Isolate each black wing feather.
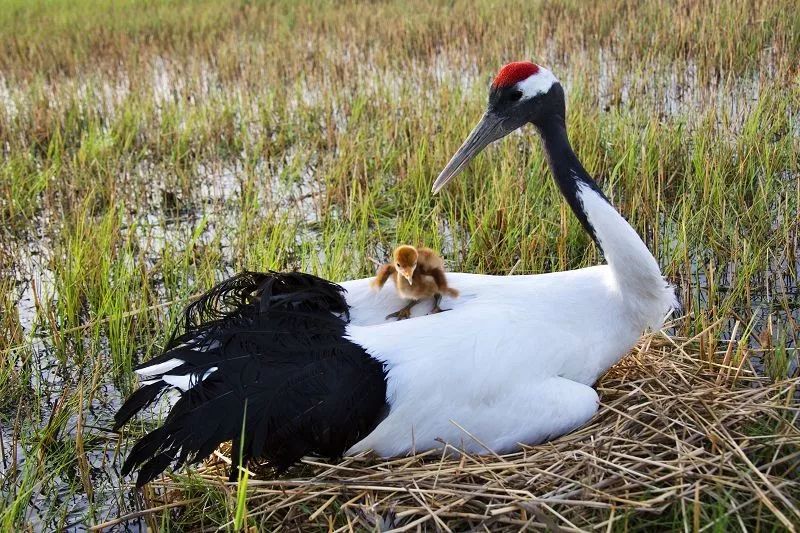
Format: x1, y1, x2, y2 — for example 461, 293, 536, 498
115, 271, 387, 487
112, 382, 168, 430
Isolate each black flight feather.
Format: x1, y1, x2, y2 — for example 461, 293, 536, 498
112, 382, 168, 431
115, 271, 387, 487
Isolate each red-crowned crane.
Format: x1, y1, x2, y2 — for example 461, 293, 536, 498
114, 62, 677, 487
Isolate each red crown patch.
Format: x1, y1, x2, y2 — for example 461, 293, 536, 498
492, 62, 540, 88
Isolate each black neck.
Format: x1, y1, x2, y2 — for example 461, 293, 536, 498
535, 118, 609, 246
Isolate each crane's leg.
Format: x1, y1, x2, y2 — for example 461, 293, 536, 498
386, 299, 419, 320
430, 293, 450, 314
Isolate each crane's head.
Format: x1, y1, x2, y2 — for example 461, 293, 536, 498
393, 245, 418, 285
432, 62, 563, 193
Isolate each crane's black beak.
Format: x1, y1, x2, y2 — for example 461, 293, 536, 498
432, 112, 510, 194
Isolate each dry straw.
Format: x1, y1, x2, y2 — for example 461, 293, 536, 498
106, 323, 799, 532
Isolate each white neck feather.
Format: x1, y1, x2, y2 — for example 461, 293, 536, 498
576, 182, 677, 330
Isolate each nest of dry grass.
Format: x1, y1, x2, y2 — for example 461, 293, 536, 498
117, 329, 800, 532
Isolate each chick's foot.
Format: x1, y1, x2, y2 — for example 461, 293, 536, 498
386, 300, 419, 321
429, 293, 451, 314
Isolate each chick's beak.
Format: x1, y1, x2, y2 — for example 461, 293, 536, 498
432, 112, 511, 194
399, 267, 414, 285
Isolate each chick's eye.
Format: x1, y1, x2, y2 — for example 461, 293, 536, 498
510, 90, 523, 102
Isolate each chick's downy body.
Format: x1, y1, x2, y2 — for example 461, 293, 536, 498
371, 245, 458, 320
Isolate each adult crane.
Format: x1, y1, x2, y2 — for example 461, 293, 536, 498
114, 62, 677, 487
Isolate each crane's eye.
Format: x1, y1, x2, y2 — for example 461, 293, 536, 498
510, 90, 523, 102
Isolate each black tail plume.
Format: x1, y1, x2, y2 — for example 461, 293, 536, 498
115, 271, 387, 488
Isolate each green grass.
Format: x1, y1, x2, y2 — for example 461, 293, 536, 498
0, 0, 797, 529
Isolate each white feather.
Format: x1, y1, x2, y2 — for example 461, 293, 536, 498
161, 373, 193, 390
160, 366, 218, 392
576, 182, 679, 330
135, 358, 184, 377
517, 67, 558, 100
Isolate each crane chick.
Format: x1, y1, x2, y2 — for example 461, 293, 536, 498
371, 245, 459, 320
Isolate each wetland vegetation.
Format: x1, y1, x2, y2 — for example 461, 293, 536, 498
0, 0, 798, 530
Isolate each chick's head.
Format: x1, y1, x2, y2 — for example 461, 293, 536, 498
393, 245, 418, 284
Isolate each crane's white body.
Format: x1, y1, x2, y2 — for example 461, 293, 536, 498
344, 183, 677, 456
